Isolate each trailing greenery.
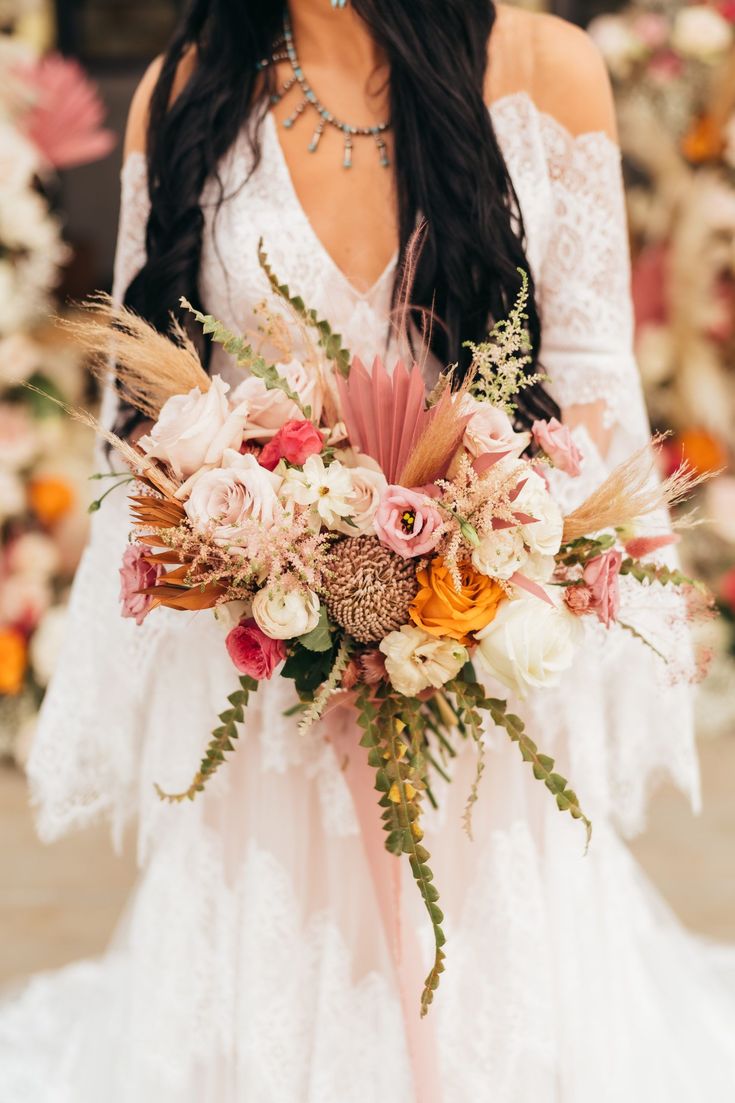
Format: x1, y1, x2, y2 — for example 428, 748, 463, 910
156, 675, 258, 803
445, 676, 490, 841
298, 635, 353, 734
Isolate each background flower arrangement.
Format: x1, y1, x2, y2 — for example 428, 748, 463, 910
0, 21, 115, 759
589, 0, 735, 734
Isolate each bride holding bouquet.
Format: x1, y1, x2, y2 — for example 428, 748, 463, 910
2, 1, 734, 1100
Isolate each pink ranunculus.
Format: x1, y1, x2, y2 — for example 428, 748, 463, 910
583, 550, 623, 628
259, 419, 324, 471
564, 585, 593, 616
531, 418, 583, 477
373, 485, 443, 559
119, 544, 164, 626
225, 618, 286, 679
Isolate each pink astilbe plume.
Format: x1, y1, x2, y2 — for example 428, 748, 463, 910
18, 55, 116, 170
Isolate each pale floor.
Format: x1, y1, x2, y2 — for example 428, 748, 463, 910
0, 736, 734, 984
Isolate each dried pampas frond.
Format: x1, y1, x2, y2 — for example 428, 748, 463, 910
58, 294, 210, 418
562, 438, 708, 543
398, 376, 473, 488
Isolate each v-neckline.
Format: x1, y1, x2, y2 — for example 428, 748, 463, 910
265, 110, 398, 303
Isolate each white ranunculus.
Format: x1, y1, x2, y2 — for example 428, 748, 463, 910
475, 593, 576, 698
139, 375, 248, 480
281, 454, 355, 529
380, 625, 468, 697
0, 402, 36, 470
460, 394, 530, 460
332, 464, 388, 536
515, 470, 563, 557
672, 5, 732, 61
252, 586, 320, 640
471, 527, 528, 580
0, 468, 24, 523
183, 449, 283, 547
7, 531, 60, 579
30, 605, 68, 687
233, 359, 323, 442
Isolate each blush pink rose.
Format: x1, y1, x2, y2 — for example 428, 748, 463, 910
531, 418, 583, 477
583, 549, 623, 627
259, 419, 324, 471
225, 618, 287, 679
374, 485, 443, 559
119, 545, 163, 626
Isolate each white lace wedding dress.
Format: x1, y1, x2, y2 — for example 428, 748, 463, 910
2, 91, 734, 1102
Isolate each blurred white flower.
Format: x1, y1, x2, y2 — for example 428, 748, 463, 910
0, 120, 39, 190
6, 530, 60, 579
0, 332, 39, 386
635, 324, 675, 387
0, 468, 25, 522
671, 5, 732, 61
588, 15, 646, 79
0, 571, 50, 629
0, 402, 36, 469
0, 183, 70, 336
705, 476, 735, 544
30, 604, 67, 687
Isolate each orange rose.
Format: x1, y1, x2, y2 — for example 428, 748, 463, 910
410, 558, 506, 644
0, 628, 27, 696
28, 476, 74, 526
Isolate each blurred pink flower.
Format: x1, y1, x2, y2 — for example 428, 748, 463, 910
647, 50, 684, 82
720, 568, 735, 613
119, 545, 163, 626
631, 245, 668, 331
17, 55, 116, 170
633, 12, 670, 48
624, 533, 679, 559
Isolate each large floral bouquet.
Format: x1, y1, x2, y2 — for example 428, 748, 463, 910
64, 249, 706, 1016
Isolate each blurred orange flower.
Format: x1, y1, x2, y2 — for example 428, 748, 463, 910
28, 475, 75, 525
681, 115, 723, 164
410, 558, 505, 644
676, 429, 728, 477
0, 628, 27, 696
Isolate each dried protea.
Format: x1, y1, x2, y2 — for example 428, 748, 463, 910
324, 536, 419, 644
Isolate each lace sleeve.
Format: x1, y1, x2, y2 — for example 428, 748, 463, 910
537, 118, 642, 438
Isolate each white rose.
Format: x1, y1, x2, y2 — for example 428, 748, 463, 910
522, 552, 556, 584
183, 449, 283, 547
515, 471, 563, 557
332, 464, 388, 536
6, 531, 60, 579
475, 593, 576, 698
30, 605, 68, 687
252, 586, 320, 640
281, 454, 355, 529
233, 359, 323, 442
0, 402, 36, 470
672, 5, 732, 60
138, 375, 248, 479
0, 469, 24, 523
461, 395, 530, 460
471, 527, 528, 580
380, 625, 468, 697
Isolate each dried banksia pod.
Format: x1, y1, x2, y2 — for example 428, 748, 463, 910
324, 536, 419, 644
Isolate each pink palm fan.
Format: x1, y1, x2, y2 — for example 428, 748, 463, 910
18, 55, 116, 170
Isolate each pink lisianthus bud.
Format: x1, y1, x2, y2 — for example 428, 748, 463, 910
564, 585, 593, 615
225, 618, 287, 679
624, 533, 679, 559
374, 485, 443, 558
531, 418, 583, 477
119, 544, 164, 626
583, 549, 623, 627
259, 419, 324, 471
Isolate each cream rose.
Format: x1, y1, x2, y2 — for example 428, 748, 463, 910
515, 470, 563, 557
183, 450, 283, 547
460, 395, 530, 461
138, 375, 248, 479
233, 359, 323, 442
252, 586, 321, 640
332, 464, 388, 536
471, 527, 528, 580
475, 594, 576, 698
380, 624, 468, 697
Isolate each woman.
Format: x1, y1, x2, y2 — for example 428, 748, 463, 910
2, 1, 734, 1099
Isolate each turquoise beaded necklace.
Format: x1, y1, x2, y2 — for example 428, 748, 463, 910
261, 15, 391, 170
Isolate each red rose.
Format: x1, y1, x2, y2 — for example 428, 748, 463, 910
225, 618, 287, 679
259, 419, 324, 471
583, 550, 623, 628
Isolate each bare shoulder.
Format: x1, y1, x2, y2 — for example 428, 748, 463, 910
489, 5, 617, 141
123, 47, 198, 159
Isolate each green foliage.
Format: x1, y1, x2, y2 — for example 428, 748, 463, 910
155, 676, 258, 803
180, 297, 310, 416
298, 605, 334, 653
556, 533, 617, 567
282, 641, 338, 697
11, 371, 66, 418
620, 556, 705, 591
445, 677, 491, 841
298, 635, 354, 733
258, 241, 352, 377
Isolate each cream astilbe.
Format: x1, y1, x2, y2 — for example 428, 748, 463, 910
58, 294, 210, 419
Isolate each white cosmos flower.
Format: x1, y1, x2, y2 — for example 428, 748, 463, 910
475, 593, 576, 699
380, 625, 468, 697
281, 454, 355, 529
471, 527, 528, 580
252, 586, 321, 640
